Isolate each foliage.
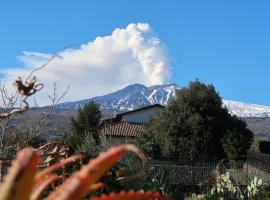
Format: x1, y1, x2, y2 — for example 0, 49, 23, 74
210, 172, 239, 198
136, 80, 253, 160
11, 128, 46, 148
186, 172, 264, 200
65, 101, 102, 152
147, 169, 172, 195
141, 168, 186, 199
0, 144, 172, 200
76, 132, 109, 157
253, 185, 270, 200
250, 140, 260, 152
247, 176, 262, 198
221, 128, 247, 159
258, 141, 270, 154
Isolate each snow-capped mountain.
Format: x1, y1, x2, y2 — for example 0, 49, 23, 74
56, 83, 270, 118
223, 100, 270, 118
56, 83, 178, 111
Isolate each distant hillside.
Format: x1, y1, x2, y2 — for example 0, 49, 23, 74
244, 117, 270, 141
8, 108, 270, 140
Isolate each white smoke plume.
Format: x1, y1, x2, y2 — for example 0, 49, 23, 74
2, 23, 172, 105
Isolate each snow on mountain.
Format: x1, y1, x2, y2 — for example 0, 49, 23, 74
56, 83, 270, 118
56, 83, 178, 111
223, 100, 270, 118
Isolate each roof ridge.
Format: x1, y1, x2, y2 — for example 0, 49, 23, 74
116, 104, 164, 117
103, 121, 144, 128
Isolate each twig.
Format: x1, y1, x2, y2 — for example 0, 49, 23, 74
32, 83, 69, 136
25, 45, 74, 83
0, 46, 72, 119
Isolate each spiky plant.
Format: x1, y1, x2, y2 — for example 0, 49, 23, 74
0, 144, 172, 200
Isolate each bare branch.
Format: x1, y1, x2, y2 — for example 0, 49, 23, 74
32, 83, 69, 136
33, 96, 39, 108
0, 46, 73, 119
0, 47, 71, 179
0, 76, 43, 119
25, 45, 74, 83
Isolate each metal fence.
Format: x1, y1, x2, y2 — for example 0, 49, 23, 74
246, 150, 270, 184
147, 151, 270, 186
213, 151, 270, 186
148, 159, 217, 185
247, 150, 270, 173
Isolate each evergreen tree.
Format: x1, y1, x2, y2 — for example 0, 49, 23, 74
65, 101, 101, 151
222, 116, 253, 159
136, 80, 253, 160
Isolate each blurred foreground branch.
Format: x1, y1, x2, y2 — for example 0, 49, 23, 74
0, 76, 43, 119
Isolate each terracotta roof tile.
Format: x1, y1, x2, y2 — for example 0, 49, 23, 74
101, 122, 144, 137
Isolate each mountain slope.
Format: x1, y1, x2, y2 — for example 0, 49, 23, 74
223, 100, 270, 118
56, 83, 178, 111
56, 83, 270, 118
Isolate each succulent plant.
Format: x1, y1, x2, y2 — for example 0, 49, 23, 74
0, 144, 172, 200
247, 176, 263, 198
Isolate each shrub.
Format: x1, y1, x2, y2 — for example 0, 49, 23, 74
259, 141, 270, 154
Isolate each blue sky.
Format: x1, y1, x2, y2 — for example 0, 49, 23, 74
0, 1, 270, 105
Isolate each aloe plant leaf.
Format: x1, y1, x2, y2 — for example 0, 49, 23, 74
0, 148, 40, 200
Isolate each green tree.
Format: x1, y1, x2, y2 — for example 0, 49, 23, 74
222, 117, 253, 159
65, 101, 102, 151
136, 80, 253, 160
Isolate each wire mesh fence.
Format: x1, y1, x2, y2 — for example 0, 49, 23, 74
246, 150, 270, 184
149, 159, 217, 185
147, 151, 270, 186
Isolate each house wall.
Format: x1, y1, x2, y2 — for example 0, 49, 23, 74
121, 106, 163, 124
106, 136, 134, 146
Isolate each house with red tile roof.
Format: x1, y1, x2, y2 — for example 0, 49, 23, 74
101, 104, 164, 145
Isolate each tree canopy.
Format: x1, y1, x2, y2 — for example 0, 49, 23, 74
65, 101, 101, 152
136, 80, 253, 160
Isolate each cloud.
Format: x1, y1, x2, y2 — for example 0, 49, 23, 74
2, 23, 172, 105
